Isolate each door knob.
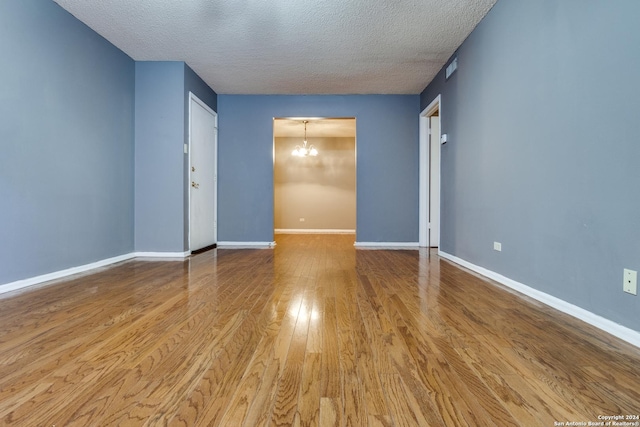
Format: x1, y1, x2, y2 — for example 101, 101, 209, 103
191, 181, 199, 189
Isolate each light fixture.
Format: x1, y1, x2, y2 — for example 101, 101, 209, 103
291, 120, 318, 157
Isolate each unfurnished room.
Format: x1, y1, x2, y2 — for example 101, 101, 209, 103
1, 0, 639, 425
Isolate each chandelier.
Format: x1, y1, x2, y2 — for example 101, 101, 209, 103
291, 120, 318, 157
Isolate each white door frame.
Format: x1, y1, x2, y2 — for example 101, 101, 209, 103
419, 95, 441, 247
188, 91, 218, 251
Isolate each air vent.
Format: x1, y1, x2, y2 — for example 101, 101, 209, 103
445, 57, 458, 80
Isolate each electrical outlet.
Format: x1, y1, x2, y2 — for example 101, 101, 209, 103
299, 218, 305, 222
493, 242, 502, 252
623, 269, 637, 295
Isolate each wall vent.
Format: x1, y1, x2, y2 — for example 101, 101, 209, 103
445, 57, 458, 80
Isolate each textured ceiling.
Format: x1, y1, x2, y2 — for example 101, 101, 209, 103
274, 118, 356, 138
53, 0, 496, 94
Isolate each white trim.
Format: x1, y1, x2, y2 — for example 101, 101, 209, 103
419, 95, 441, 248
274, 229, 355, 234
419, 110, 429, 247
134, 251, 190, 258
0, 251, 197, 295
354, 242, 419, 250
438, 250, 640, 349
187, 92, 193, 252
217, 241, 276, 248
0, 253, 135, 295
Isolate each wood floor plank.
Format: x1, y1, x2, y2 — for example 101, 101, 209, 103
0, 234, 638, 426
379, 374, 429, 427
352, 297, 393, 425
268, 285, 312, 426
319, 397, 340, 427
342, 378, 367, 427
217, 279, 295, 426
320, 294, 341, 399
238, 290, 303, 427
296, 352, 322, 427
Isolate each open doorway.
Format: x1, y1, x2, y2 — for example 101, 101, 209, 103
273, 118, 356, 235
419, 95, 441, 248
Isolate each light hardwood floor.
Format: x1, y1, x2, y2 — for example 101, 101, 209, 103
0, 234, 638, 426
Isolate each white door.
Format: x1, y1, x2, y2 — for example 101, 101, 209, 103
189, 93, 217, 251
429, 116, 440, 247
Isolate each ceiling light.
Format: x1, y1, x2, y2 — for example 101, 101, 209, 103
291, 120, 318, 157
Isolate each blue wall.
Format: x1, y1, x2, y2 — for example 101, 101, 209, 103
134, 62, 185, 252
135, 62, 217, 252
218, 95, 419, 243
0, 0, 135, 285
421, 0, 640, 331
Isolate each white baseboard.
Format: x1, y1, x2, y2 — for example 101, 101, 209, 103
438, 250, 640, 349
217, 241, 276, 249
0, 251, 194, 295
134, 251, 190, 258
0, 253, 136, 295
354, 242, 419, 250
275, 229, 355, 234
